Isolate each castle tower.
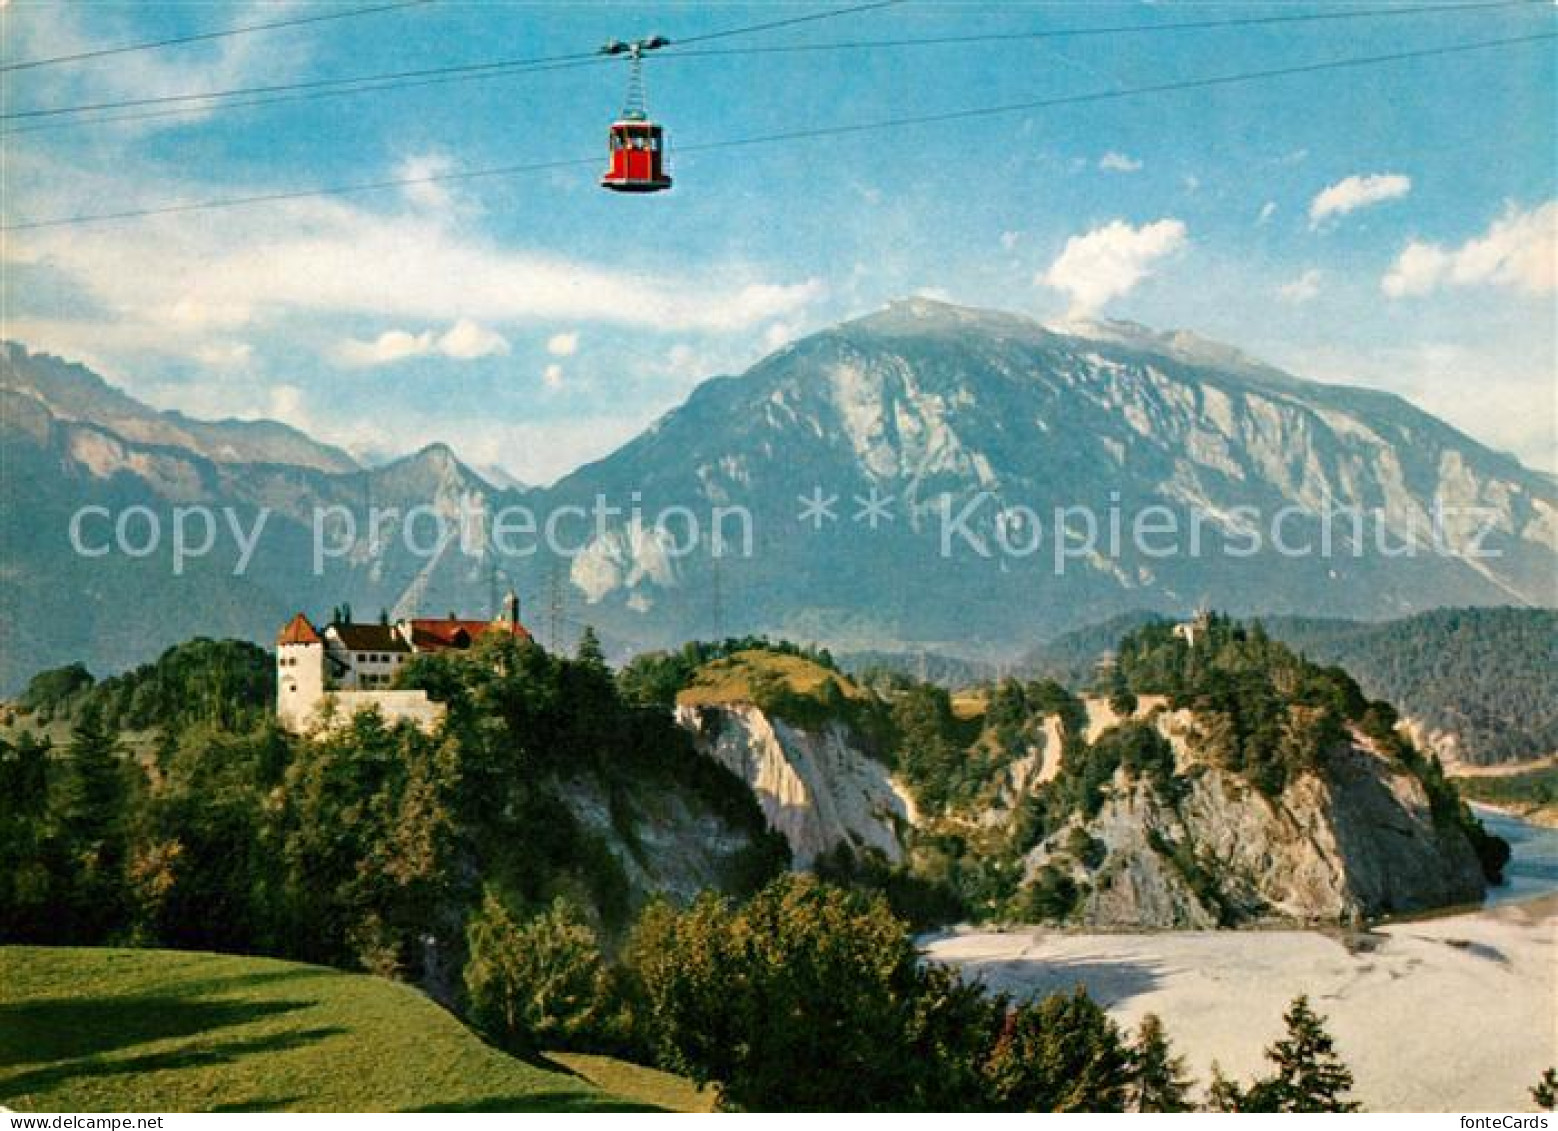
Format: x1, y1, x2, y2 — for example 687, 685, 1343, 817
276, 612, 325, 732
498, 589, 521, 629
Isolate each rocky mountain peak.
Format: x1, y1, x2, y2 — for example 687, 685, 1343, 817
0, 341, 358, 474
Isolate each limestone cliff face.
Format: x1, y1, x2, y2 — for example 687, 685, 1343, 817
672, 693, 1485, 926
675, 703, 915, 868
1025, 721, 1486, 927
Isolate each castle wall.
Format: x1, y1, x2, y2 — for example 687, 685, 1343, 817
319, 690, 446, 734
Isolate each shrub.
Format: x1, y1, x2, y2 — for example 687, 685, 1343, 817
463, 888, 614, 1055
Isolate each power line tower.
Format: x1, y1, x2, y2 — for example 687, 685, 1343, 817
547, 565, 564, 653
710, 553, 724, 643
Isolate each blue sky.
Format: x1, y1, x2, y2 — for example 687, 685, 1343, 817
3, 0, 1554, 482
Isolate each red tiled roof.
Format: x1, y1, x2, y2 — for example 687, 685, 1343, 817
277, 612, 321, 645
408, 617, 531, 651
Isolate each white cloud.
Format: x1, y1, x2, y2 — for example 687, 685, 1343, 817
546, 331, 580, 357
1278, 268, 1323, 304
1000, 230, 1023, 252
1039, 218, 1188, 316
397, 154, 457, 211
4, 182, 827, 343
1098, 152, 1143, 173
763, 322, 796, 351
1258, 201, 1278, 225
336, 329, 436, 367
1309, 173, 1411, 227
1382, 201, 1556, 298
266, 383, 309, 429
1382, 243, 1450, 299
1, 2, 304, 136
192, 340, 255, 369
438, 318, 510, 360
542, 363, 565, 389
334, 319, 510, 367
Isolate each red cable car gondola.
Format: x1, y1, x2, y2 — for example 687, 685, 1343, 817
599, 36, 672, 194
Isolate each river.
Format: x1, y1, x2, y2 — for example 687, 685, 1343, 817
1477, 806, 1558, 906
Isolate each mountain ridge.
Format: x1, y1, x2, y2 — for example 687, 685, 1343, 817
1, 341, 359, 474
3, 300, 1554, 693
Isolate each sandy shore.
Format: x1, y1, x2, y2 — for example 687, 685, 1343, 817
925, 895, 1557, 1112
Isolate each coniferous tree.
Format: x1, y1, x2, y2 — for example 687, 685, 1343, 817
1531, 1067, 1557, 1111
57, 703, 130, 939
982, 988, 1131, 1112
1127, 1013, 1195, 1112
1204, 1062, 1246, 1112
0, 733, 55, 940
1243, 995, 1360, 1112
577, 626, 607, 668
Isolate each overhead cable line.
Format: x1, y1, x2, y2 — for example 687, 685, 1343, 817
673, 0, 1544, 59
4, 29, 1552, 233
2, 0, 902, 122
0, 0, 434, 74
671, 0, 903, 44
0, 57, 611, 138
3, 0, 1535, 133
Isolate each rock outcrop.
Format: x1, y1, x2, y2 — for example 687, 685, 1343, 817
676, 703, 914, 868
1024, 713, 1486, 927
562, 770, 765, 903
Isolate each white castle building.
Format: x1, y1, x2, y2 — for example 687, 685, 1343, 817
276, 592, 529, 733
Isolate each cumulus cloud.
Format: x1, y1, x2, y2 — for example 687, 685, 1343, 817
335, 319, 510, 368
1098, 152, 1143, 173
1382, 201, 1556, 298
542, 363, 564, 389
1279, 268, 1323, 303
1040, 218, 1188, 316
546, 331, 579, 357
439, 318, 510, 359
1309, 173, 1411, 227
1258, 201, 1278, 226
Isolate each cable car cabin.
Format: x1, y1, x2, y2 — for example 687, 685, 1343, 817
601, 119, 671, 193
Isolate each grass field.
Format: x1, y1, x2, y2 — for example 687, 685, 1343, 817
676, 649, 868, 709
0, 948, 702, 1113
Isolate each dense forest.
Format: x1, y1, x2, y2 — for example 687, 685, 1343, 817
1023, 607, 1557, 765
1262, 608, 1558, 765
